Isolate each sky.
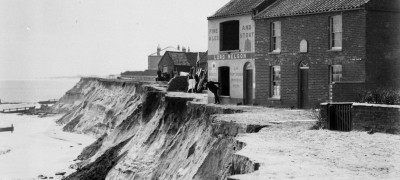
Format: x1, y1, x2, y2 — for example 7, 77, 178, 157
0, 0, 229, 80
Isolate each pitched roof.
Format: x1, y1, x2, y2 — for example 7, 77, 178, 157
208, 0, 265, 19
148, 46, 178, 56
199, 51, 208, 64
165, 51, 207, 67
255, 0, 371, 19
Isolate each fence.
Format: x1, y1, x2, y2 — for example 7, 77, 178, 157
326, 103, 353, 131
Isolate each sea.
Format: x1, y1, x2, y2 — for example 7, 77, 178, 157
0, 78, 95, 179
0, 78, 80, 104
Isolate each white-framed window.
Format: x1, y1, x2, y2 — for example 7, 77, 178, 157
271, 66, 281, 98
330, 65, 342, 83
330, 15, 342, 50
271, 21, 281, 52
162, 66, 168, 73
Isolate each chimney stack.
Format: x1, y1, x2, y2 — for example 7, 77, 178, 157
188, 47, 190, 52
182, 46, 186, 52
157, 44, 161, 56
177, 45, 180, 51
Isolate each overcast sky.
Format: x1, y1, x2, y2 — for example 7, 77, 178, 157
0, 0, 229, 80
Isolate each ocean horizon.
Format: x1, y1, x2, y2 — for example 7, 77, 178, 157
0, 78, 80, 103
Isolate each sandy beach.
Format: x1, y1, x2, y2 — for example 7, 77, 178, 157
0, 111, 94, 180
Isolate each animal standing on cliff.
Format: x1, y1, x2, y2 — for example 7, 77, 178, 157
205, 80, 220, 104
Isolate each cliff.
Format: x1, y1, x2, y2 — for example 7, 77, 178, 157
53, 78, 262, 180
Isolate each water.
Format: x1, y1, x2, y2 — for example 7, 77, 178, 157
0, 78, 80, 103
0, 78, 94, 179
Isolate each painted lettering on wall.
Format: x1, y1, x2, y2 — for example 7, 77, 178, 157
208, 28, 219, 42
350, 58, 363, 61
208, 52, 254, 60
240, 24, 254, 52
231, 66, 243, 88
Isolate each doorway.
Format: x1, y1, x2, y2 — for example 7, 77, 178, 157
244, 63, 253, 105
218, 66, 230, 96
298, 61, 309, 108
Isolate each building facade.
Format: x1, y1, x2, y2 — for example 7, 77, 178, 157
207, 0, 274, 105
148, 46, 179, 70
253, 0, 400, 108
158, 51, 207, 77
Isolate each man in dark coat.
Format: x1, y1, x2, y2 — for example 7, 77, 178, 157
205, 80, 221, 104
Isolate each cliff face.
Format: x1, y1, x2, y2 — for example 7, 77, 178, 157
54, 78, 259, 180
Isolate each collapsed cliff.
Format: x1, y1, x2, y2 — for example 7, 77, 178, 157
53, 78, 261, 180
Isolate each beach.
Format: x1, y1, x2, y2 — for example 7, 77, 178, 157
0, 112, 94, 179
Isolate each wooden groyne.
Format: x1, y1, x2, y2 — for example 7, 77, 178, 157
38, 99, 58, 105
1, 106, 35, 113
0, 125, 14, 133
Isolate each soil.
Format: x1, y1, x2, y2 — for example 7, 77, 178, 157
231, 124, 400, 180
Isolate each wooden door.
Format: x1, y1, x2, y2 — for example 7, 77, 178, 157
218, 66, 230, 96
245, 69, 253, 105
299, 68, 309, 108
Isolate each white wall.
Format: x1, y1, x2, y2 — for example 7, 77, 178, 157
208, 15, 255, 55
207, 15, 256, 102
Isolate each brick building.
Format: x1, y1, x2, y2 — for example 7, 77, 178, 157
148, 46, 178, 70
252, 0, 400, 108
207, 0, 275, 105
158, 51, 207, 77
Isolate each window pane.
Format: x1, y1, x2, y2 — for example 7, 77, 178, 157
331, 15, 342, 49
275, 21, 281, 37
276, 37, 281, 51
331, 65, 342, 82
334, 33, 342, 47
272, 23, 275, 36
333, 15, 342, 32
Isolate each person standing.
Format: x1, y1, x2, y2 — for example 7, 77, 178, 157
205, 80, 221, 104
187, 73, 196, 93
194, 73, 199, 93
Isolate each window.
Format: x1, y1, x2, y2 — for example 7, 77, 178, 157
330, 15, 342, 50
220, 20, 239, 51
271, 21, 281, 52
330, 65, 342, 83
162, 66, 168, 73
271, 66, 281, 98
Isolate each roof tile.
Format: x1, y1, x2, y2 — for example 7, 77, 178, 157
208, 0, 265, 19
166, 51, 207, 67
255, 0, 371, 19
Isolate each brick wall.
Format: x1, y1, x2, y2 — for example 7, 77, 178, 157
332, 82, 365, 102
255, 10, 367, 108
158, 55, 174, 75
352, 104, 400, 134
321, 103, 400, 134
365, 9, 400, 89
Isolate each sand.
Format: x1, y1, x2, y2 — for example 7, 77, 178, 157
231, 125, 400, 180
0, 112, 94, 180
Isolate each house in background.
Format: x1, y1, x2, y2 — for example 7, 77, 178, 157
253, 0, 400, 108
207, 0, 276, 105
148, 45, 178, 70
158, 51, 207, 77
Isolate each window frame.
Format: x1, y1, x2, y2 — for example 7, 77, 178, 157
270, 66, 281, 98
219, 20, 240, 52
330, 15, 342, 50
271, 21, 282, 52
162, 66, 168, 73
330, 65, 342, 83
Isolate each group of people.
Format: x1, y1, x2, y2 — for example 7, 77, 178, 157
155, 70, 171, 82
187, 68, 221, 104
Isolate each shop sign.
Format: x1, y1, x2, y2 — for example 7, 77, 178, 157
208, 52, 254, 60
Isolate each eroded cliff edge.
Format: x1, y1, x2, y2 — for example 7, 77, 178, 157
52, 78, 260, 180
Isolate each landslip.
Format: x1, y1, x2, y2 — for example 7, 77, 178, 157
52, 78, 265, 180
